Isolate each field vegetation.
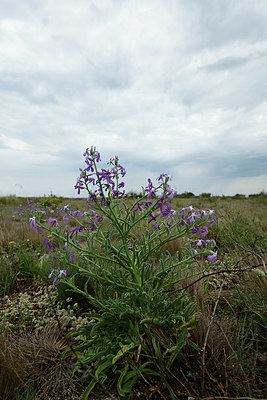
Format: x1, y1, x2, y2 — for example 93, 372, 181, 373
0, 159, 266, 400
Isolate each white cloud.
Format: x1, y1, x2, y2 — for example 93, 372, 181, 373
0, 134, 29, 151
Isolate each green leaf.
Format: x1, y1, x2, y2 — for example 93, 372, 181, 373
117, 362, 129, 396
251, 268, 265, 277
112, 342, 138, 364
81, 379, 97, 400
122, 374, 140, 393
188, 339, 202, 352
95, 356, 113, 379
151, 336, 162, 358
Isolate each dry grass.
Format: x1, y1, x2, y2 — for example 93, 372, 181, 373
0, 323, 81, 400
0, 215, 44, 250
188, 270, 267, 398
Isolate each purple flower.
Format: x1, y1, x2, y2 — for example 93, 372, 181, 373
88, 222, 95, 231
192, 225, 201, 235
179, 218, 185, 226
207, 218, 217, 226
203, 239, 216, 246
196, 239, 216, 247
69, 251, 75, 263
133, 202, 143, 212
29, 217, 36, 228
66, 225, 86, 239
167, 190, 177, 200
44, 237, 53, 254
63, 214, 69, 224
181, 205, 194, 213
148, 212, 160, 223
145, 179, 156, 199
144, 201, 152, 209
188, 214, 197, 224
146, 178, 152, 189
60, 205, 70, 212
152, 223, 160, 230
71, 210, 81, 218
208, 209, 215, 215
207, 250, 217, 263
93, 213, 103, 223
200, 226, 208, 237
52, 269, 67, 289
48, 269, 55, 279
158, 202, 173, 218
93, 150, 101, 162
83, 146, 101, 162
47, 218, 59, 228
147, 189, 156, 199
83, 148, 90, 157
75, 180, 85, 194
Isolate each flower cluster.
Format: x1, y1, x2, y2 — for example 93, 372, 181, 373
14, 199, 40, 218
15, 199, 60, 220
178, 206, 218, 262
28, 146, 219, 289
179, 206, 216, 233
133, 174, 177, 230
195, 239, 217, 263
74, 146, 126, 202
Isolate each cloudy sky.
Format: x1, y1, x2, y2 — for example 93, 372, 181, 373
0, 0, 267, 197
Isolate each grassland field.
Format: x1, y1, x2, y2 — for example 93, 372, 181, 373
0, 194, 266, 400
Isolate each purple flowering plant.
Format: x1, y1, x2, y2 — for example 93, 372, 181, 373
29, 146, 219, 396
29, 145, 218, 311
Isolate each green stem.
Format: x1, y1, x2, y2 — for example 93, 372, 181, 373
66, 260, 135, 291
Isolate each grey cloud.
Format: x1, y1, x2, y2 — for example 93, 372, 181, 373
0, 138, 8, 149
203, 50, 267, 72
0, 73, 58, 105
204, 56, 251, 71
0, 56, 131, 105
0, 0, 41, 18
121, 150, 267, 180
187, 0, 267, 50
92, 63, 132, 90
0, 0, 267, 197
175, 154, 267, 181
215, 155, 267, 179
198, 60, 267, 110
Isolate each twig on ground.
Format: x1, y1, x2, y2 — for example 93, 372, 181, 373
224, 233, 266, 274
180, 264, 264, 292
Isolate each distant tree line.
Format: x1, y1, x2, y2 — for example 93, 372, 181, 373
126, 190, 266, 199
